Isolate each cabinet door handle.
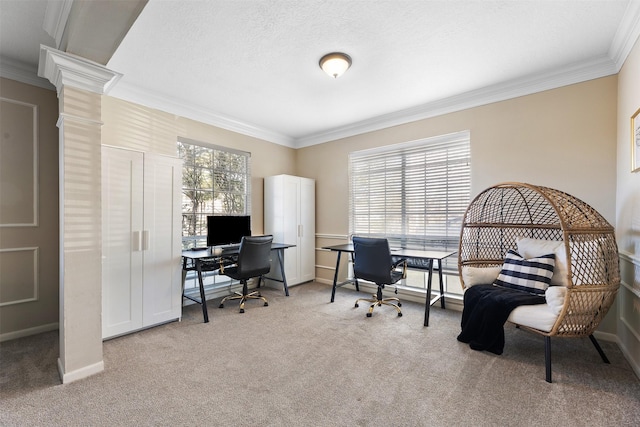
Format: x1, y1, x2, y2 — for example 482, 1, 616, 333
298, 224, 303, 237
142, 230, 150, 251
132, 231, 141, 252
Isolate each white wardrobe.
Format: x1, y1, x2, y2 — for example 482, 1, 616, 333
101, 146, 182, 339
264, 175, 315, 286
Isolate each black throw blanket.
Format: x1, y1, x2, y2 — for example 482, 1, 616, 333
457, 284, 546, 355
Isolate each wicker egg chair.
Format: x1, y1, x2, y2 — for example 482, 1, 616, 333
458, 182, 620, 382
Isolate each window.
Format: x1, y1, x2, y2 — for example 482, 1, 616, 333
349, 131, 470, 278
178, 138, 251, 249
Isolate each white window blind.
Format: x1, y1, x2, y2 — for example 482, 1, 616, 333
349, 131, 470, 268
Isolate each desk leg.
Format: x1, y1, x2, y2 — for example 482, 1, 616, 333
350, 252, 359, 292
424, 259, 434, 327
330, 251, 342, 303
181, 257, 188, 298
196, 261, 209, 323
277, 249, 290, 297
438, 259, 446, 309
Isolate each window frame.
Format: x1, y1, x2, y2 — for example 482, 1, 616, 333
348, 130, 471, 274
178, 137, 251, 249
178, 137, 252, 293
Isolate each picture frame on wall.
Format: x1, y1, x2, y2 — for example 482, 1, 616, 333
633, 107, 640, 173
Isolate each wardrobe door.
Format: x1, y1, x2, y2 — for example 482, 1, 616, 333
102, 146, 144, 339
299, 177, 316, 283
281, 175, 302, 284
142, 153, 182, 326
264, 174, 315, 286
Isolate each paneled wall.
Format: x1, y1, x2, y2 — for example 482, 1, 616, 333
0, 78, 59, 341
616, 35, 640, 378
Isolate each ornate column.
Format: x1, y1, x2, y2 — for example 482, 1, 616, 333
38, 46, 121, 383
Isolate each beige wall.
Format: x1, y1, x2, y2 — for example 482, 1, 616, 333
0, 78, 59, 340
297, 76, 618, 285
2, 45, 635, 378
616, 35, 640, 377
101, 96, 297, 234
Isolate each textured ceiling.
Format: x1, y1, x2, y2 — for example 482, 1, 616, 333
1, 1, 639, 148
0, 0, 54, 66
106, 0, 634, 146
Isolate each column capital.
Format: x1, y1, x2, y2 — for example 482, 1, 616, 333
37, 45, 122, 95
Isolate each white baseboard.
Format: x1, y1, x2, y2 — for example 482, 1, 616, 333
0, 322, 59, 343
58, 358, 104, 384
616, 336, 640, 380
315, 278, 464, 311
594, 330, 640, 380
593, 330, 617, 343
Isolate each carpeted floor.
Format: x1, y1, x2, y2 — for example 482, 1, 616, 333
1, 281, 639, 426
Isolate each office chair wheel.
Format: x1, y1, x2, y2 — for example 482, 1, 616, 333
398, 312, 403, 317
366, 312, 372, 317
398, 302, 402, 307
354, 303, 359, 308
240, 308, 245, 313
264, 302, 268, 306
218, 303, 224, 308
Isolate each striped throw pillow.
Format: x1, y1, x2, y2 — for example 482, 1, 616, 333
493, 250, 555, 295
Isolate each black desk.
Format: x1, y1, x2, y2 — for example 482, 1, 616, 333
323, 244, 456, 326
181, 243, 295, 323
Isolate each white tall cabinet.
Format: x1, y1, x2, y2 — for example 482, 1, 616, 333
264, 174, 315, 286
102, 146, 182, 339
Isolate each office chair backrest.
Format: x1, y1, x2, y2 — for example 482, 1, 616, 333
352, 236, 394, 285
236, 235, 273, 278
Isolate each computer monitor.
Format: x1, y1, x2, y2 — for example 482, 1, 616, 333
206, 215, 251, 247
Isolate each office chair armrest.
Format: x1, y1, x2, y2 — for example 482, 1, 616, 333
391, 258, 408, 279
391, 258, 407, 269
218, 255, 237, 274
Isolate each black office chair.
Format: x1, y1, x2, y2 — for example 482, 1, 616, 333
352, 236, 407, 317
218, 235, 273, 313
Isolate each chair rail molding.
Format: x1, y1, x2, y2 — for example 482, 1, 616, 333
619, 250, 640, 298
316, 233, 349, 240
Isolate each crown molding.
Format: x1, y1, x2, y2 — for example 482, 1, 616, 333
0, 56, 55, 90
31, 2, 638, 149
110, 53, 619, 150
72, 49, 624, 150
43, 0, 73, 49
609, 0, 640, 71
37, 45, 122, 95
108, 80, 296, 148
295, 55, 618, 148
92, 4, 640, 150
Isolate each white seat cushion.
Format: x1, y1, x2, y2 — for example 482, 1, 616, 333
507, 304, 558, 332
507, 286, 567, 332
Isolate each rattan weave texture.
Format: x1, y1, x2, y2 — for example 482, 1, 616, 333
458, 182, 620, 337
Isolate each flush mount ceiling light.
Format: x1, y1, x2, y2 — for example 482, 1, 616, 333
319, 52, 352, 78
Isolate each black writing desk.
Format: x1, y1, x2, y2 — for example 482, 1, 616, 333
181, 242, 295, 323
323, 243, 456, 326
